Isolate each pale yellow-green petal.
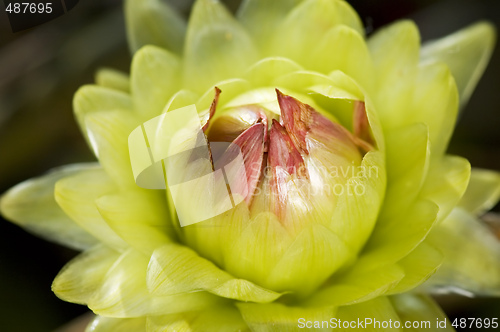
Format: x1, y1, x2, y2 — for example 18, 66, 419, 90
336, 296, 402, 331
424, 208, 500, 296
163, 89, 199, 113
311, 25, 374, 91
84, 110, 138, 188
52, 245, 120, 304
421, 22, 496, 107
0, 164, 98, 250
328, 151, 386, 253
54, 167, 128, 249
305, 264, 405, 307
237, 302, 336, 332
223, 211, 292, 290
184, 0, 258, 93
125, 0, 186, 54
86, 316, 146, 332
387, 242, 443, 295
131, 45, 181, 120
361, 199, 438, 269
419, 156, 471, 224
95, 68, 130, 93
266, 224, 352, 297
270, 0, 364, 66
147, 243, 281, 303
96, 190, 175, 255
73, 85, 133, 147
274, 71, 335, 92
382, 123, 430, 220
147, 305, 248, 332
409, 62, 459, 157
308, 85, 361, 108
368, 20, 420, 129
390, 294, 454, 331
309, 70, 366, 106
219, 86, 316, 117
88, 249, 224, 317
196, 78, 252, 114
237, 0, 303, 52
245, 57, 303, 87
309, 76, 385, 152
458, 168, 500, 215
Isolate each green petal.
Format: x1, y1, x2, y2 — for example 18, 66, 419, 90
382, 123, 430, 220
237, 302, 336, 332
163, 89, 200, 113
147, 305, 248, 332
305, 264, 405, 307
131, 45, 181, 120
311, 25, 374, 91
419, 156, 471, 223
184, 0, 258, 93
368, 20, 420, 129
274, 71, 335, 92
421, 22, 496, 107
86, 316, 146, 332
425, 208, 500, 296
237, 0, 303, 52
84, 110, 138, 188
52, 245, 119, 304
124, 0, 186, 54
270, 0, 364, 66
88, 249, 224, 317
94, 68, 130, 93
96, 190, 175, 255
309, 71, 365, 102
54, 167, 128, 249
178, 205, 249, 277
409, 62, 459, 157
73, 85, 132, 147
361, 199, 438, 269
458, 168, 500, 215
0, 164, 98, 250
147, 243, 281, 303
245, 57, 303, 87
328, 151, 386, 253
196, 78, 252, 113
335, 296, 402, 331
266, 224, 352, 297
387, 242, 443, 295
223, 212, 293, 290
219, 86, 321, 118
390, 294, 454, 331
310, 74, 385, 152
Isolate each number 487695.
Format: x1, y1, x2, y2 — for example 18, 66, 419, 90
452, 318, 498, 329
6, 2, 53, 14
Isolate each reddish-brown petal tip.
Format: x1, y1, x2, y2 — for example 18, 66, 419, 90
214, 122, 266, 205
352, 101, 375, 152
276, 89, 311, 154
202, 87, 221, 132
268, 119, 307, 177
267, 119, 309, 218
207, 105, 268, 143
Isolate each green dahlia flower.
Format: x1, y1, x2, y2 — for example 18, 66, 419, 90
1, 0, 500, 330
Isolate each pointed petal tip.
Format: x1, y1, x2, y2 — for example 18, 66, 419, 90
202, 87, 221, 131
275, 89, 311, 154
268, 119, 307, 177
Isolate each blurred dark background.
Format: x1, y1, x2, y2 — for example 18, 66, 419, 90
0, 0, 498, 331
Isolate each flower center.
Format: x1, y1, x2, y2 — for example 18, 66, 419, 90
205, 88, 374, 220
